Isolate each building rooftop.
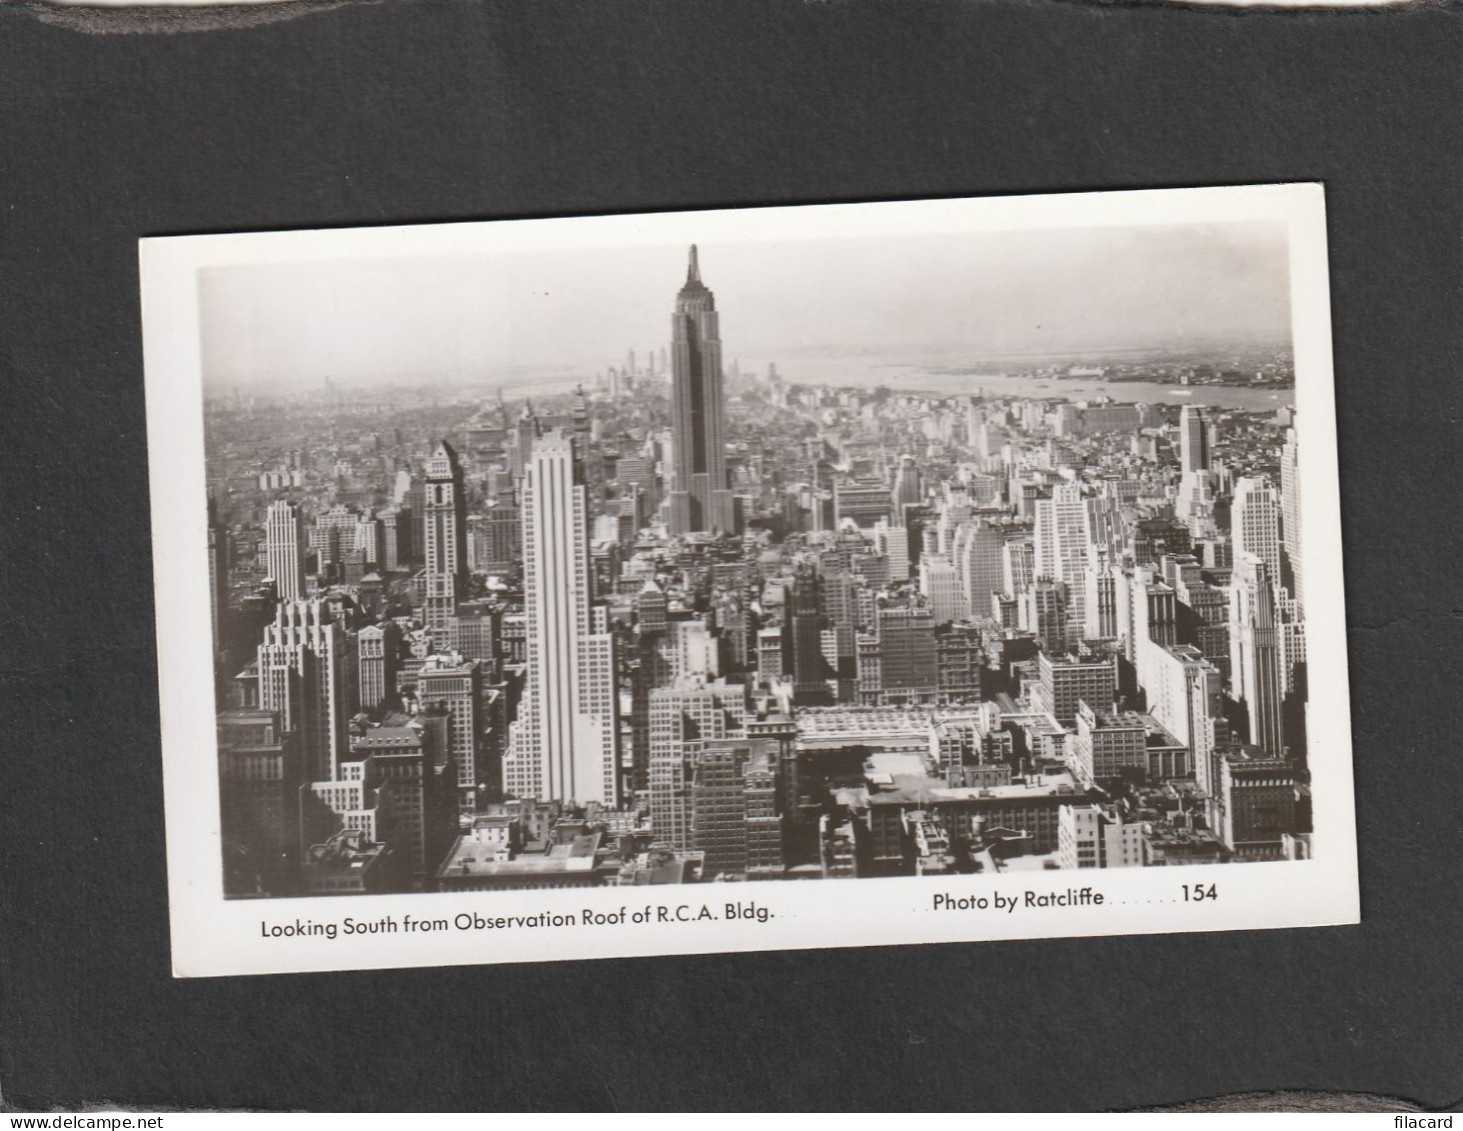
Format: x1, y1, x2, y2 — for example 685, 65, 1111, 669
351, 726, 423, 750
867, 771, 1083, 806
865, 751, 932, 779
218, 707, 278, 724
993, 852, 1062, 873
437, 831, 603, 879
796, 706, 936, 737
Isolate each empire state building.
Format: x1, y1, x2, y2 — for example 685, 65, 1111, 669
667, 245, 737, 535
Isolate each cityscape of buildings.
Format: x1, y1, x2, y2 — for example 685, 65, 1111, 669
206, 244, 1311, 900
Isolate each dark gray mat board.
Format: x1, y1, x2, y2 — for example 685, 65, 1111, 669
1, 0, 1460, 1113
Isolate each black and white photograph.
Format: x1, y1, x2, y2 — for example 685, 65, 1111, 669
140, 184, 1358, 978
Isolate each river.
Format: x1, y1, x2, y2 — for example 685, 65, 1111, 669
733, 351, 1295, 413
491, 348, 1298, 414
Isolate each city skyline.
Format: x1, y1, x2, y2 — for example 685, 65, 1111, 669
197, 219, 1292, 391
202, 232, 1314, 897
140, 187, 1359, 977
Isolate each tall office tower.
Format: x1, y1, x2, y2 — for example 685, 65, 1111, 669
1230, 552, 1285, 757
918, 553, 968, 625
263, 500, 306, 603
465, 514, 486, 572
311, 505, 360, 573
451, 608, 500, 669
1176, 575, 1231, 679
935, 622, 982, 704
1144, 641, 1229, 799
379, 506, 409, 571
1003, 538, 1035, 596
891, 455, 923, 512
1276, 592, 1306, 701
635, 579, 669, 633
403, 478, 427, 557
507, 406, 540, 483
1020, 578, 1069, 653
207, 495, 228, 657
1033, 483, 1090, 643
874, 605, 938, 705
788, 573, 831, 705
1133, 573, 1180, 655
648, 679, 747, 850
715, 596, 754, 674
965, 398, 986, 455
347, 722, 457, 890
356, 621, 401, 711
417, 653, 485, 807
1219, 748, 1301, 860
1179, 405, 1211, 473
1034, 651, 1117, 725
656, 619, 720, 685
392, 467, 413, 506
821, 570, 861, 680
354, 515, 381, 569
1232, 475, 1283, 588
216, 708, 302, 897
256, 599, 352, 782
482, 501, 520, 574
756, 626, 785, 685
504, 431, 620, 806
873, 517, 911, 580
1175, 406, 1218, 535
1083, 547, 1118, 639
953, 520, 1005, 619
937, 488, 972, 546
690, 739, 782, 880
422, 440, 468, 638
1280, 427, 1303, 607
667, 246, 737, 535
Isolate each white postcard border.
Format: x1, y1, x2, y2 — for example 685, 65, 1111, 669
141, 183, 1359, 978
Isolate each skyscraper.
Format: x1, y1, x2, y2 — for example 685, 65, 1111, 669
357, 621, 401, 711
788, 572, 831, 705
918, 553, 967, 625
263, 499, 305, 603
953, 519, 1005, 618
207, 495, 228, 657
667, 246, 736, 535
649, 678, 747, 850
1230, 551, 1285, 757
872, 605, 938, 705
1232, 475, 1283, 587
1083, 546, 1118, 639
1280, 427, 1303, 607
417, 652, 484, 806
1144, 641, 1229, 799
504, 431, 620, 806
423, 440, 468, 635
256, 599, 352, 783
690, 738, 782, 880
1179, 405, 1210, 474
1033, 482, 1089, 645
1034, 651, 1117, 726
891, 455, 922, 512
1175, 406, 1219, 536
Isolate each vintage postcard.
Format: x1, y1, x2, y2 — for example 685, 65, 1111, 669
141, 184, 1358, 977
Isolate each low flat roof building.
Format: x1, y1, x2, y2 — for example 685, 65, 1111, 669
436, 830, 616, 891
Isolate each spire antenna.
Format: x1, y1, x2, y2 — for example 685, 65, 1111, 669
687, 244, 700, 284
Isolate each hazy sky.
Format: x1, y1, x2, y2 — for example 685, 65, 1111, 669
198, 220, 1291, 389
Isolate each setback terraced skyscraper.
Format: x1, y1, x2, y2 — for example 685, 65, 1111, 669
667, 245, 737, 536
